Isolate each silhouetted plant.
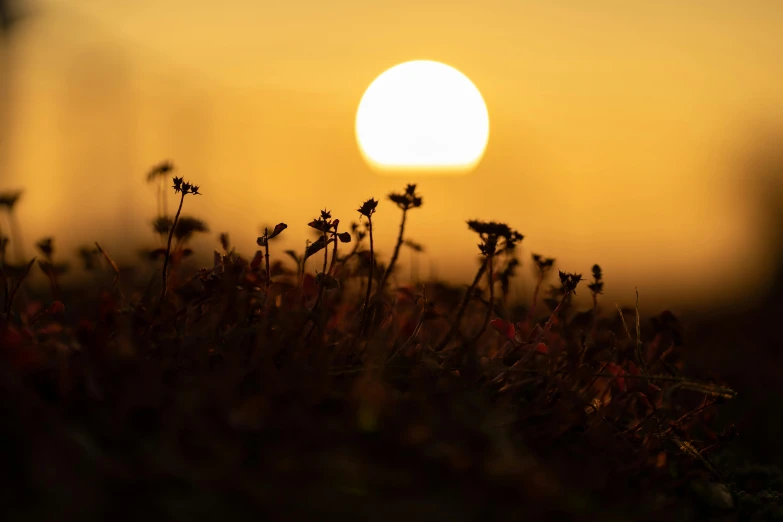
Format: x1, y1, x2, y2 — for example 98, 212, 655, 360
2, 256, 34, 320
437, 220, 523, 351
403, 238, 424, 283
582, 263, 604, 344
0, 233, 8, 266
152, 216, 174, 239
0, 168, 752, 521
358, 198, 378, 330
161, 176, 201, 299
35, 237, 67, 299
308, 208, 333, 307
257, 222, 287, 289
77, 245, 100, 271
378, 184, 423, 294
530, 253, 556, 319
0, 189, 24, 261
146, 160, 174, 218
173, 216, 208, 246
498, 257, 520, 307
330, 221, 364, 280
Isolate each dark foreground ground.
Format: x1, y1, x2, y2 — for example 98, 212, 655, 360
1, 255, 782, 522
2, 174, 783, 521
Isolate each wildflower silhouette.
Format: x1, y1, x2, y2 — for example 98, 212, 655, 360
438, 220, 523, 351
146, 160, 175, 218
378, 183, 423, 294
160, 175, 201, 299
0, 189, 24, 261
257, 222, 287, 289
530, 253, 556, 318
358, 198, 378, 331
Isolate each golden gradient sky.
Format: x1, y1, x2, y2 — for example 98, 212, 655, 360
2, 0, 783, 312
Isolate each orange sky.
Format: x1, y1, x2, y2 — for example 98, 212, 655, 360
2, 0, 783, 313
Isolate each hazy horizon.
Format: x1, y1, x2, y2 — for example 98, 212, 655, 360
2, 0, 783, 314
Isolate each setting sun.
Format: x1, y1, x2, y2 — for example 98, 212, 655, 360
355, 60, 490, 174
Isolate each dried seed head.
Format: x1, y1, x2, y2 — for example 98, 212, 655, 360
172, 176, 201, 195
468, 220, 523, 256
588, 264, 604, 295
479, 236, 498, 256
558, 270, 583, 295
532, 253, 556, 272
358, 198, 378, 218
388, 183, 423, 210
308, 217, 332, 233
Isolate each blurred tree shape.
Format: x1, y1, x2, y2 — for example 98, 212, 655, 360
1, 0, 30, 175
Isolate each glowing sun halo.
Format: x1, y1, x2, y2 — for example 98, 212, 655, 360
355, 60, 490, 174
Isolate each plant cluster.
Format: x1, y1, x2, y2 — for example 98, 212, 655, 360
0, 163, 760, 521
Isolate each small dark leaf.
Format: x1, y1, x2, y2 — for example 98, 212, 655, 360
304, 237, 326, 260
308, 218, 331, 233
257, 236, 268, 247
269, 223, 288, 239
338, 232, 352, 243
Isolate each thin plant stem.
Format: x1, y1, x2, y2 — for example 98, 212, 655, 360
315, 228, 328, 309
263, 229, 271, 289
328, 227, 340, 276
160, 192, 186, 300
360, 215, 374, 332
8, 210, 24, 263
516, 290, 572, 367
162, 178, 168, 218
530, 273, 544, 320
378, 208, 407, 293
469, 254, 495, 344
581, 291, 600, 364
332, 239, 360, 278
436, 257, 487, 350
4, 257, 35, 321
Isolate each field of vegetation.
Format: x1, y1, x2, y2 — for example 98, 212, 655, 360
0, 162, 781, 521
